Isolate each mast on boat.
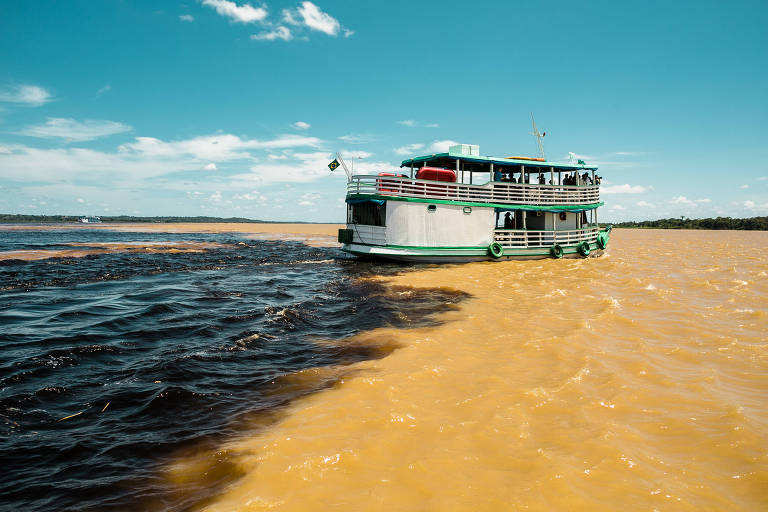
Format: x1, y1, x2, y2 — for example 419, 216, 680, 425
529, 112, 546, 160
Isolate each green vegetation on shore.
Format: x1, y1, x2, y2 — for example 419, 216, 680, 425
613, 216, 768, 230
0, 214, 289, 224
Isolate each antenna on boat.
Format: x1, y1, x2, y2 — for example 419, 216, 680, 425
336, 152, 352, 181
529, 112, 546, 160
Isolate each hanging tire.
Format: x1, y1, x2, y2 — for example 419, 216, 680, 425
596, 232, 608, 249
578, 241, 591, 257
550, 244, 564, 259
489, 242, 504, 259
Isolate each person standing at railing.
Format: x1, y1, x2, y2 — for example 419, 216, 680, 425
494, 167, 502, 182
504, 212, 514, 229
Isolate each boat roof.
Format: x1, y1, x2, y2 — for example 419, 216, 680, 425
400, 153, 598, 171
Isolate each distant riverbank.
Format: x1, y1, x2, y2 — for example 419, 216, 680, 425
0, 214, 325, 224
614, 216, 767, 230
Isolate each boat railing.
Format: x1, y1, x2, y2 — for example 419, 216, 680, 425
347, 175, 600, 206
493, 226, 600, 248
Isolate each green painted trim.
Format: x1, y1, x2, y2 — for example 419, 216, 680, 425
346, 193, 603, 211
345, 240, 602, 256
350, 242, 488, 251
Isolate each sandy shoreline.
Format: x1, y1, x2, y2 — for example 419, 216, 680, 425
0, 223, 343, 260
0, 222, 343, 235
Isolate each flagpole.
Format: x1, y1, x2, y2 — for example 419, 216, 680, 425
336, 152, 352, 181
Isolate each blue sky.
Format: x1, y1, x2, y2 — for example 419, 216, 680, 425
0, 0, 766, 222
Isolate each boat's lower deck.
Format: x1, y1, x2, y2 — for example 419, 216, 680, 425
340, 196, 609, 263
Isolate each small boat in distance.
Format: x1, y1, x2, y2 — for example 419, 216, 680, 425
338, 143, 611, 263
79, 216, 102, 223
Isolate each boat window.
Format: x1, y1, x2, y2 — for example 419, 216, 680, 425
427, 204, 437, 212
350, 201, 386, 226
463, 206, 472, 214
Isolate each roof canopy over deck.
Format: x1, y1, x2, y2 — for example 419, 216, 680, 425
401, 153, 598, 172
399, 144, 598, 172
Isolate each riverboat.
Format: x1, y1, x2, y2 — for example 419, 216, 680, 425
337, 143, 611, 262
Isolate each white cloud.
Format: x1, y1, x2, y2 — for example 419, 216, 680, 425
741, 200, 768, 211
203, 163, 217, 171
0, 84, 52, 106
341, 150, 373, 159
227, 151, 394, 185
202, 0, 267, 23
394, 143, 425, 155
758, 177, 768, 181
209, 191, 223, 202
19, 118, 132, 142
429, 140, 460, 152
0, 133, 323, 185
267, 153, 289, 160
0, 146, 10, 154
298, 192, 320, 206
338, 133, 374, 144
668, 197, 710, 206
292, 121, 310, 130
601, 184, 648, 194
77, 198, 85, 203
670, 196, 694, 205
251, 26, 293, 41
118, 133, 320, 161
282, 8, 300, 25
608, 204, 626, 210
636, 201, 655, 208
179, 14, 195, 22
234, 191, 266, 201
343, 29, 354, 37
397, 120, 439, 128
297, 1, 340, 35
740, 184, 749, 189
97, 84, 111, 95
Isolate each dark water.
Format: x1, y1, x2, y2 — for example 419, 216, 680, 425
0, 230, 468, 511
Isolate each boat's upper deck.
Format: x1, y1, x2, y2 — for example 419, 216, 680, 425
346, 175, 600, 207
346, 147, 602, 208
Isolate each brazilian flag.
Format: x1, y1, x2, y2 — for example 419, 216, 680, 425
328, 159, 340, 171
577, 159, 585, 165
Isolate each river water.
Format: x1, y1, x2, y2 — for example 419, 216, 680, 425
174, 228, 768, 511
1, 230, 768, 511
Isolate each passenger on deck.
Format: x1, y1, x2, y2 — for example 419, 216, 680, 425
582, 172, 592, 185
504, 212, 514, 229
538, 174, 546, 184
494, 168, 502, 182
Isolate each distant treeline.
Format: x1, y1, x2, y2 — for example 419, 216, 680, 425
614, 216, 768, 230
0, 214, 298, 224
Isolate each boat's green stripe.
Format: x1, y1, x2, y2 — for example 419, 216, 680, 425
346, 194, 603, 210
345, 241, 601, 255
